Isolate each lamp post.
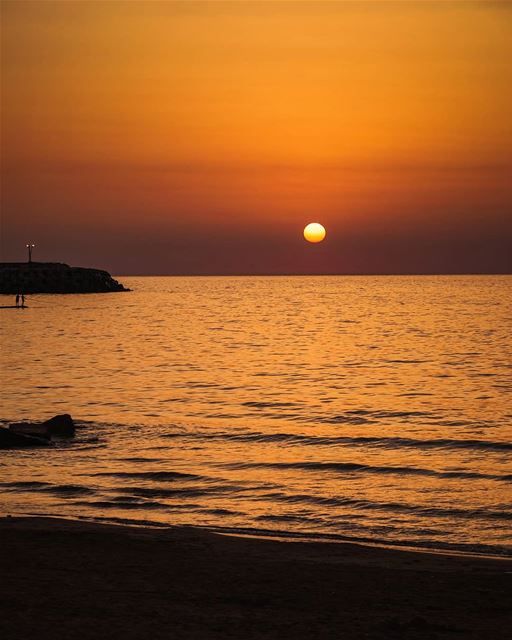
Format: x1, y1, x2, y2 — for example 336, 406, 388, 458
26, 243, 35, 263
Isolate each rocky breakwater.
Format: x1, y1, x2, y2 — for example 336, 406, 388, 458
0, 262, 129, 294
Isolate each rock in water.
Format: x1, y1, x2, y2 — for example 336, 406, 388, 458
0, 426, 51, 448
8, 423, 51, 438
42, 414, 75, 436
0, 262, 129, 294
9, 414, 75, 437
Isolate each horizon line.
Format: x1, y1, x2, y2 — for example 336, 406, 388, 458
113, 272, 512, 278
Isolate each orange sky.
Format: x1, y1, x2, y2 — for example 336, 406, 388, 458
1, 0, 511, 274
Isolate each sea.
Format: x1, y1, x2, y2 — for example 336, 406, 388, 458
1, 276, 511, 556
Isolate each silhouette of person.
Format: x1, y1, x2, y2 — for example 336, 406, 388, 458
21, 294, 26, 308
15, 294, 20, 308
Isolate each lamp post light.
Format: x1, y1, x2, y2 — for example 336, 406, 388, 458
26, 243, 35, 263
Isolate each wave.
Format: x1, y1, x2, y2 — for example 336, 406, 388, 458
334, 435, 512, 452
73, 499, 167, 510
1, 481, 94, 495
115, 486, 215, 499
116, 457, 163, 463
222, 460, 512, 482
89, 470, 205, 481
161, 429, 511, 453
197, 508, 243, 517
318, 409, 440, 422
40, 484, 95, 496
255, 491, 512, 521
111, 482, 255, 500
193, 405, 447, 425
256, 514, 309, 523
1, 481, 50, 489
242, 401, 298, 408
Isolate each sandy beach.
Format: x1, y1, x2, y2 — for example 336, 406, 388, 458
0, 517, 510, 639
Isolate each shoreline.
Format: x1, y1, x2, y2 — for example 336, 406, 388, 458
3, 509, 510, 560
201, 525, 512, 561
1, 508, 510, 561
1, 516, 510, 639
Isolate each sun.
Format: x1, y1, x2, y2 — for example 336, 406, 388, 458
303, 222, 326, 243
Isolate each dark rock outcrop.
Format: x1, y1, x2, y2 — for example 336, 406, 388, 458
0, 262, 129, 294
41, 413, 76, 436
0, 426, 51, 448
8, 423, 50, 438
9, 414, 75, 438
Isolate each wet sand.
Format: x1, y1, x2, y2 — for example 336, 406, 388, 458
0, 517, 510, 639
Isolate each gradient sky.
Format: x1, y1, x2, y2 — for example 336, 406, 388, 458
1, 0, 511, 274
